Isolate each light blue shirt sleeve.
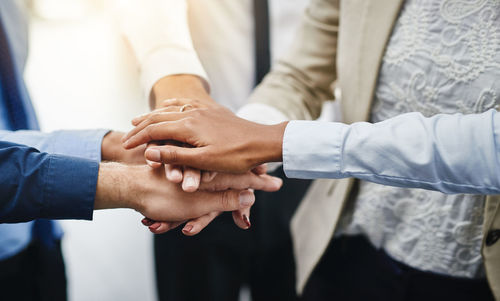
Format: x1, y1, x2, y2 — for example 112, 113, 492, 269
283, 109, 500, 195
0, 129, 109, 161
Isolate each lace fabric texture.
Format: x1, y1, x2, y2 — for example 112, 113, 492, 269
337, 0, 500, 278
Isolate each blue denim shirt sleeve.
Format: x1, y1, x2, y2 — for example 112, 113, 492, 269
0, 141, 98, 223
283, 109, 500, 195
0, 129, 109, 161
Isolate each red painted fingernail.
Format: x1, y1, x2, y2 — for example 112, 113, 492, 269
243, 214, 251, 228
142, 218, 154, 226
182, 224, 193, 233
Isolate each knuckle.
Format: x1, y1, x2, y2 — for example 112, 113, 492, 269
162, 98, 178, 107
149, 112, 163, 123
145, 115, 155, 124
183, 117, 196, 129
191, 109, 203, 118
165, 148, 178, 163
144, 125, 155, 140
219, 190, 233, 210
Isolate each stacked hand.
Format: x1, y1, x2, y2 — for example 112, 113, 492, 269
141, 164, 281, 234
95, 162, 282, 234
122, 99, 287, 173
96, 127, 282, 236
125, 101, 284, 235
112, 75, 286, 235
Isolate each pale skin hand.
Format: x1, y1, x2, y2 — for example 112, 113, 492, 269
93, 163, 260, 222
101, 131, 146, 164
122, 103, 287, 173
144, 164, 279, 235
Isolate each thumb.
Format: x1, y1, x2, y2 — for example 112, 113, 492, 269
207, 189, 255, 213
145, 142, 162, 168
145, 145, 202, 167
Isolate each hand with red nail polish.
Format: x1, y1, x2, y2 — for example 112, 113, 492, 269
141, 165, 282, 235
95, 163, 256, 224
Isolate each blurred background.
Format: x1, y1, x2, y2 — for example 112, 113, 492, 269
22, 1, 340, 300
25, 0, 156, 300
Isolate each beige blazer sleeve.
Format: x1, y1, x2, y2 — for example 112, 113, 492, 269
247, 0, 339, 120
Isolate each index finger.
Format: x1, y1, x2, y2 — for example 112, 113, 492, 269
123, 119, 189, 149
123, 111, 186, 143
131, 106, 183, 126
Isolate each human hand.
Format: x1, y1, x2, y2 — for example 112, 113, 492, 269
94, 163, 256, 222
101, 131, 146, 164
144, 140, 215, 192
151, 74, 216, 110
141, 164, 281, 235
122, 104, 287, 173
150, 74, 219, 190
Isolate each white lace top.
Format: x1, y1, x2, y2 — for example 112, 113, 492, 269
337, 0, 500, 278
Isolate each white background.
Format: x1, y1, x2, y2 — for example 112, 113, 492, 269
25, 2, 157, 300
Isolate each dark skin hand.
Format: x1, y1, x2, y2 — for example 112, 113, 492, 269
122, 101, 287, 173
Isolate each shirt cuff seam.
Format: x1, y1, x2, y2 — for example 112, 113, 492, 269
338, 124, 347, 176
40, 154, 53, 219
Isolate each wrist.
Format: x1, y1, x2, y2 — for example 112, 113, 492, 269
101, 131, 125, 162
151, 74, 213, 109
94, 163, 149, 211
249, 122, 288, 167
94, 162, 129, 210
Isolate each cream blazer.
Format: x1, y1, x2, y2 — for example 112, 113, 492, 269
248, 0, 500, 298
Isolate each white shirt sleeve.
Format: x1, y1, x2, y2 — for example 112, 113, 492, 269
283, 109, 500, 195
236, 103, 289, 125
119, 0, 209, 101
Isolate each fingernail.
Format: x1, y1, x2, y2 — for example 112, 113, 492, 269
171, 169, 183, 181
142, 218, 153, 226
239, 191, 255, 207
183, 177, 196, 190
149, 224, 160, 231
182, 224, 193, 233
273, 178, 283, 187
243, 214, 251, 228
147, 160, 162, 168
145, 148, 161, 162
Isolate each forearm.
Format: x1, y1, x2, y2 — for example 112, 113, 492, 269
247, 122, 288, 167
0, 141, 98, 223
283, 110, 500, 194
94, 162, 137, 210
0, 129, 108, 161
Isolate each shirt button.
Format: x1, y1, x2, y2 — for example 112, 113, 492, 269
486, 229, 500, 247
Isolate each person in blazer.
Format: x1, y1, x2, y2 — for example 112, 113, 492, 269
248, 1, 500, 299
